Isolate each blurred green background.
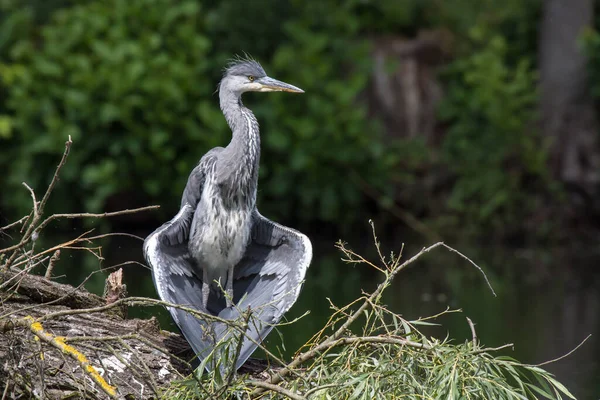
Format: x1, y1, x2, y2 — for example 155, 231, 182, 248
1, 0, 600, 398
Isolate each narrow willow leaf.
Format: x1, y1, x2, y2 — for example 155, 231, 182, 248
546, 376, 576, 399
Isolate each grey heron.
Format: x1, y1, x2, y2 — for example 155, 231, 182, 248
143, 58, 312, 371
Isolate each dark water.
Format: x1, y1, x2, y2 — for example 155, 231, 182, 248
30, 226, 600, 399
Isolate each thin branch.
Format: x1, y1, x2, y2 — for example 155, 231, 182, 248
105, 260, 150, 271
1, 138, 74, 269
466, 317, 477, 347
21, 183, 39, 223
36, 296, 238, 327
38, 136, 72, 216
474, 343, 514, 354
441, 243, 496, 297
331, 243, 444, 341
369, 219, 386, 270
415, 306, 461, 322
0, 207, 156, 256
0, 259, 43, 291
34, 206, 160, 234
533, 334, 591, 367
7, 231, 147, 274
0, 216, 28, 233
26, 231, 146, 265
1, 379, 9, 400
225, 311, 251, 389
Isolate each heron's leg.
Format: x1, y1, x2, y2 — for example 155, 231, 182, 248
226, 265, 234, 307
202, 269, 210, 309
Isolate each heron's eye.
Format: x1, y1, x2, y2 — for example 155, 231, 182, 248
248, 75, 255, 82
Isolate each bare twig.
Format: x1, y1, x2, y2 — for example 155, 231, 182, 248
38, 136, 72, 216
21, 183, 39, 223
1, 378, 9, 400
36, 296, 237, 327
5, 231, 147, 279
369, 219, 386, 269
1, 138, 74, 270
106, 260, 150, 271
0, 257, 47, 291
466, 317, 477, 347
441, 243, 496, 297
34, 206, 160, 234
225, 310, 251, 390
533, 334, 591, 367
474, 343, 514, 354
0, 216, 28, 233
331, 243, 443, 341
0, 207, 156, 256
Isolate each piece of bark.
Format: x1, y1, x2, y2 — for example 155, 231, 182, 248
367, 30, 451, 143
0, 268, 104, 309
103, 268, 128, 318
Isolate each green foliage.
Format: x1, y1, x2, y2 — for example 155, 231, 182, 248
437, 24, 547, 233
0, 0, 394, 229
257, 1, 394, 224
427, 0, 540, 42
0, 0, 557, 238
1, 0, 218, 215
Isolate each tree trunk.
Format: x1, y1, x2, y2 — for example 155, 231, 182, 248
367, 30, 450, 143
539, 0, 600, 206
0, 269, 196, 399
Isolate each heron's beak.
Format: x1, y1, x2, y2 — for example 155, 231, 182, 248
256, 76, 304, 93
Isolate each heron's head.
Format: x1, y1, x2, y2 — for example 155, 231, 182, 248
220, 58, 304, 96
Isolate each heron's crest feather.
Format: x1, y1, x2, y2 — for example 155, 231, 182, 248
223, 54, 266, 79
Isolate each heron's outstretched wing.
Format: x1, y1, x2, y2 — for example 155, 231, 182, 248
144, 204, 243, 371
227, 210, 313, 367
180, 147, 223, 209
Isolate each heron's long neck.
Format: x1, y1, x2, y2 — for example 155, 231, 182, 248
219, 92, 260, 196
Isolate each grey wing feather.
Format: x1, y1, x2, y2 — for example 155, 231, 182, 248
143, 205, 222, 364
180, 147, 223, 209
229, 209, 313, 367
